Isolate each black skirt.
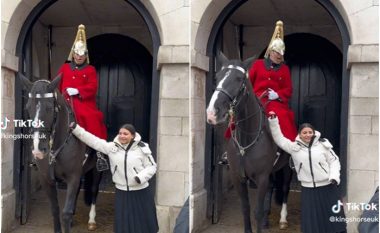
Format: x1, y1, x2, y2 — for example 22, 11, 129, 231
301, 184, 346, 233
114, 187, 159, 233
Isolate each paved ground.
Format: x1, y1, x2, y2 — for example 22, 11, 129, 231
9, 189, 115, 233
199, 188, 302, 233
9, 184, 302, 233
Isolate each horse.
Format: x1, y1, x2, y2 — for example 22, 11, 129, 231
206, 52, 293, 233
19, 74, 103, 233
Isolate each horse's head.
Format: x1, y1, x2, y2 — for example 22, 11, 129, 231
19, 74, 61, 159
206, 52, 256, 125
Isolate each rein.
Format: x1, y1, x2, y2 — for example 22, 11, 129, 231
231, 94, 265, 156
29, 81, 74, 180
218, 65, 266, 156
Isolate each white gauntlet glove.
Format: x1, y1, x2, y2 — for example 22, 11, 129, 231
267, 88, 279, 100
66, 88, 79, 96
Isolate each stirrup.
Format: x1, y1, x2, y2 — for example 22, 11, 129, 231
218, 152, 229, 166
96, 152, 109, 171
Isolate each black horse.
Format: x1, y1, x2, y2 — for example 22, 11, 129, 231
19, 74, 102, 233
206, 52, 292, 233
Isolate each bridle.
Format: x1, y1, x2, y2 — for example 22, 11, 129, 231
217, 65, 265, 156
216, 65, 248, 108
28, 80, 73, 165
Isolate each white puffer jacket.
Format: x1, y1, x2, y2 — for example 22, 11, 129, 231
72, 125, 157, 191
269, 117, 341, 188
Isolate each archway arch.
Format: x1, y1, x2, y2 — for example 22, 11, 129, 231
11, 0, 161, 224
201, 0, 351, 226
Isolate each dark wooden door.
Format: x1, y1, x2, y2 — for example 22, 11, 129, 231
87, 34, 152, 141
285, 33, 342, 152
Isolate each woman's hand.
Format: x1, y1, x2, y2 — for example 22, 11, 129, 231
268, 111, 277, 119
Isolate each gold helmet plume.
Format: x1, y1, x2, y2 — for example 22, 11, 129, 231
264, 20, 285, 58
67, 24, 89, 63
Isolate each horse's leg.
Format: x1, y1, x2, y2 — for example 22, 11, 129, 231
255, 175, 270, 233
236, 180, 253, 233
68, 177, 82, 228
85, 168, 103, 231
62, 178, 81, 233
44, 182, 62, 233
231, 175, 252, 233
262, 176, 274, 229
279, 165, 293, 230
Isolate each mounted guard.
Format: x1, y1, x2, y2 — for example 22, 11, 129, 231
56, 24, 107, 141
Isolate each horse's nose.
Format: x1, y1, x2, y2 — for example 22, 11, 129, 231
207, 112, 217, 125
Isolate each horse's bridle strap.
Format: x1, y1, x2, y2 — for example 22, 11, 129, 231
29, 93, 54, 98
222, 65, 246, 74
216, 87, 234, 101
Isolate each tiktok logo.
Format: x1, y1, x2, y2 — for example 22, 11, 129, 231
332, 200, 344, 213
0, 117, 45, 130
1, 117, 11, 130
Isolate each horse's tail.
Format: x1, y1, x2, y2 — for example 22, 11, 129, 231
84, 170, 94, 206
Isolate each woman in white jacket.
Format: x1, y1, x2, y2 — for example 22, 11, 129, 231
71, 123, 158, 233
268, 111, 346, 233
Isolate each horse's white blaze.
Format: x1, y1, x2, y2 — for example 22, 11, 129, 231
88, 204, 96, 223
280, 203, 288, 223
206, 70, 231, 124
32, 102, 43, 159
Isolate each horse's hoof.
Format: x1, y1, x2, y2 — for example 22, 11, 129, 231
279, 221, 288, 230
88, 222, 97, 231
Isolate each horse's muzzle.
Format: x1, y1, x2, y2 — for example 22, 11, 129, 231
207, 112, 217, 125
32, 149, 45, 160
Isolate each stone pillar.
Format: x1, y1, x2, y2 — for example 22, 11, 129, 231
346, 44, 379, 233
156, 45, 190, 233
1, 49, 19, 233
190, 50, 209, 232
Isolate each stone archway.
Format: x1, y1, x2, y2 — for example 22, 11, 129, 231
1, 1, 162, 231
190, 0, 351, 230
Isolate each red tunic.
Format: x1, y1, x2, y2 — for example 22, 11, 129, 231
224, 59, 297, 141
57, 63, 107, 139
249, 59, 297, 140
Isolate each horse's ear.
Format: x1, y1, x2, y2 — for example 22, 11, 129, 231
243, 55, 257, 70
216, 51, 229, 66
18, 73, 33, 91
48, 74, 62, 92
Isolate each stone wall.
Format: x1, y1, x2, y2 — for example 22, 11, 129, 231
346, 44, 379, 233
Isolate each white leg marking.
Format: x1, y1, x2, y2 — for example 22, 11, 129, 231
280, 203, 288, 223
89, 204, 96, 223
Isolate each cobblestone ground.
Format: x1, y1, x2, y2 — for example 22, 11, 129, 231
9, 189, 115, 233
199, 188, 302, 233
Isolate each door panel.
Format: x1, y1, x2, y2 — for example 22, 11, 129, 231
286, 33, 342, 153
88, 34, 152, 141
